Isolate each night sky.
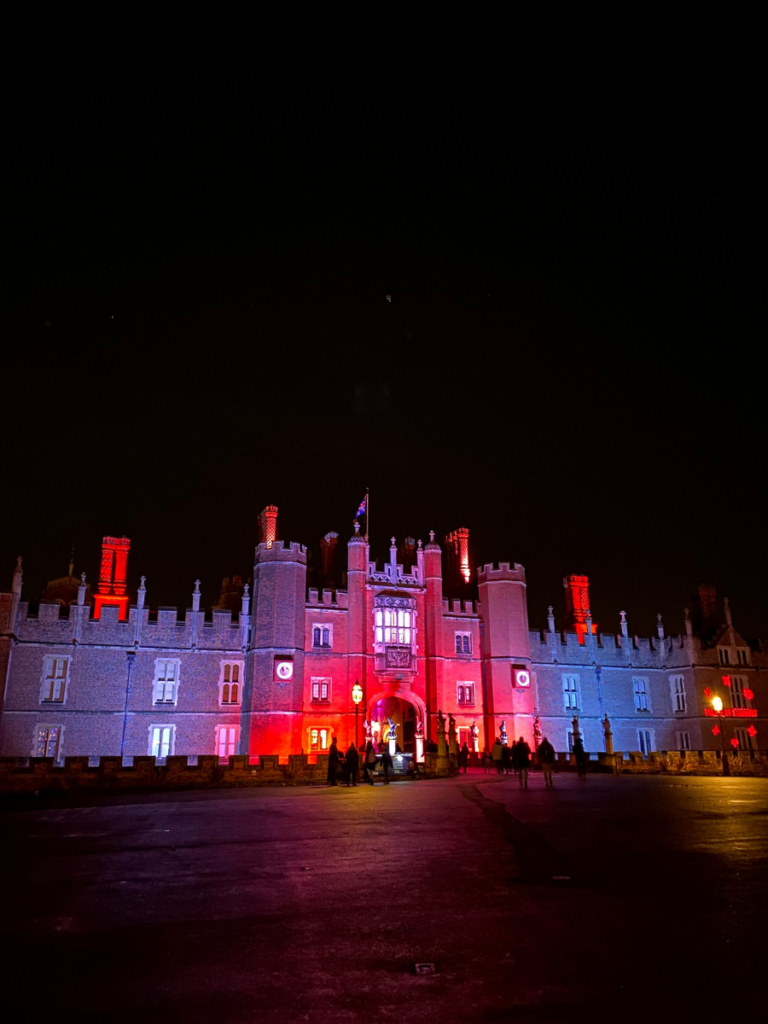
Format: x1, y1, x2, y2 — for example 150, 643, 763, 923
5, 58, 764, 639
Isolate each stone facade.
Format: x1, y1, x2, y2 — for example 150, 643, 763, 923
1, 518, 765, 761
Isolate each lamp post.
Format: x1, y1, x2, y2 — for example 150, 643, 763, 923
712, 696, 730, 777
352, 680, 363, 749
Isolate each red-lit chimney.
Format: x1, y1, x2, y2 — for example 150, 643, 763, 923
259, 506, 278, 549
563, 574, 597, 641
93, 537, 131, 620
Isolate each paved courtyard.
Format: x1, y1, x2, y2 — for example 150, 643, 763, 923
2, 772, 766, 1023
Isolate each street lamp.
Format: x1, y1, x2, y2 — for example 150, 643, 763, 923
712, 696, 730, 777
352, 680, 363, 749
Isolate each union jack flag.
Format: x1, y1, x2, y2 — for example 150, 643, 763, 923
355, 495, 367, 519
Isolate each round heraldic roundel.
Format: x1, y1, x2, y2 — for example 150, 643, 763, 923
514, 669, 531, 688
276, 660, 294, 681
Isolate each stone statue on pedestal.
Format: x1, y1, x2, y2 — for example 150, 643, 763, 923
448, 714, 458, 756
533, 716, 542, 749
471, 721, 479, 753
364, 719, 373, 744
500, 719, 508, 746
437, 709, 447, 757
602, 713, 613, 755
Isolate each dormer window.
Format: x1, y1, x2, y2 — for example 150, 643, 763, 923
718, 648, 730, 665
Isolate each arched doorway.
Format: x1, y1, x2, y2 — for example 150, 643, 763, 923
366, 689, 426, 756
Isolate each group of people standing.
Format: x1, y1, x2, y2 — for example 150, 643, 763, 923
326, 737, 393, 787
486, 735, 559, 788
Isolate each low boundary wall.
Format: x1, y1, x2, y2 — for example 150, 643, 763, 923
1, 748, 766, 797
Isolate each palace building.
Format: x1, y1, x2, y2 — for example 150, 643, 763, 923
0, 507, 764, 762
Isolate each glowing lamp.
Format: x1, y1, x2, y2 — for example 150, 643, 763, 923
712, 696, 723, 712
352, 683, 363, 705
743, 688, 754, 701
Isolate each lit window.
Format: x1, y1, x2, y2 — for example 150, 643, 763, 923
562, 675, 580, 710
309, 728, 329, 751
676, 731, 691, 751
457, 682, 475, 706
149, 725, 174, 759
312, 624, 332, 649
36, 725, 62, 759
632, 677, 649, 712
669, 675, 686, 712
40, 656, 70, 703
455, 632, 471, 654
153, 660, 180, 704
216, 725, 239, 758
457, 683, 472, 705
220, 662, 242, 705
730, 676, 749, 710
637, 729, 654, 756
374, 600, 414, 647
718, 648, 730, 665
311, 678, 331, 702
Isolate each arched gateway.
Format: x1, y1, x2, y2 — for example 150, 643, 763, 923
366, 687, 427, 756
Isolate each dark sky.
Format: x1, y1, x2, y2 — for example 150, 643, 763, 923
5, 56, 765, 639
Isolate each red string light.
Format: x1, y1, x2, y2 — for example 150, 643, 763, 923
743, 688, 754, 700
722, 676, 731, 687
747, 725, 757, 738
703, 687, 711, 697
711, 725, 720, 736
730, 738, 739, 748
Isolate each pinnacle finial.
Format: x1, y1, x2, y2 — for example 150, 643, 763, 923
619, 610, 626, 623
429, 530, 435, 543
243, 583, 250, 598
139, 575, 146, 590
353, 520, 360, 534
193, 580, 201, 594
80, 572, 87, 585
391, 536, 396, 546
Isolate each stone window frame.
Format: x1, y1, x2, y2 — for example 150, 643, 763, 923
215, 724, 240, 758
675, 730, 691, 751
309, 726, 330, 751
454, 631, 472, 655
219, 660, 244, 706
457, 681, 475, 706
310, 677, 331, 703
562, 674, 580, 711
311, 623, 333, 650
152, 658, 182, 706
148, 723, 176, 760
637, 728, 655, 756
669, 675, 686, 713
33, 723, 65, 760
632, 676, 651, 713
734, 727, 756, 751
39, 654, 72, 705
736, 648, 750, 666
718, 647, 730, 666
373, 595, 416, 653
729, 675, 749, 710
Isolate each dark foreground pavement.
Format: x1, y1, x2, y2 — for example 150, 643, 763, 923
2, 773, 766, 1023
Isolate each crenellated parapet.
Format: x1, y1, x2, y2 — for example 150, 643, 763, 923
306, 588, 349, 609
255, 540, 307, 564
477, 562, 526, 584
442, 598, 477, 616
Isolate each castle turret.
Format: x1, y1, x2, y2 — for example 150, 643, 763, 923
243, 538, 307, 755
477, 561, 532, 746
423, 531, 444, 741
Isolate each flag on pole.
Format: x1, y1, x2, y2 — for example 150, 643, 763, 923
354, 494, 367, 520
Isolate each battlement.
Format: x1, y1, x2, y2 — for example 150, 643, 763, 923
477, 562, 526, 584
306, 588, 349, 609
442, 598, 477, 616
255, 540, 307, 564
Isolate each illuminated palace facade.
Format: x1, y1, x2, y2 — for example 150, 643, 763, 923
0, 506, 765, 762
